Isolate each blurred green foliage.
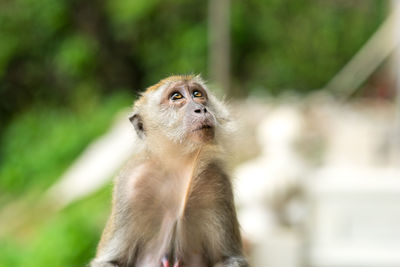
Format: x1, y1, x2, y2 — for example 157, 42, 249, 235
0, 0, 386, 128
0, 187, 111, 267
0, 93, 130, 202
0, 93, 128, 266
0, 0, 388, 266
231, 0, 387, 94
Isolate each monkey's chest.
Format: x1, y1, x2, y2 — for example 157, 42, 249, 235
135, 175, 218, 231
131, 175, 220, 266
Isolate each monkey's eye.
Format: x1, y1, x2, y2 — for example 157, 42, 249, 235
170, 92, 183, 100
193, 90, 203, 97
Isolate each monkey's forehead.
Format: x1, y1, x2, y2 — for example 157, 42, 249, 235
145, 75, 205, 93
133, 75, 207, 108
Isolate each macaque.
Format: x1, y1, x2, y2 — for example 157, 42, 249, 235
91, 75, 248, 267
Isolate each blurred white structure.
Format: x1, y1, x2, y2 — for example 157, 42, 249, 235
44, 111, 135, 209
233, 97, 398, 267
234, 105, 306, 267
306, 102, 400, 267
307, 168, 400, 267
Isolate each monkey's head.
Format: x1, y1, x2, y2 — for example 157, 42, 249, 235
130, 75, 233, 154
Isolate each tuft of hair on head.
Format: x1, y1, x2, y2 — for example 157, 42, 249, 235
145, 75, 198, 93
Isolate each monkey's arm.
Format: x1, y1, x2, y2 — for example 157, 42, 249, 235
215, 214, 248, 267
91, 200, 137, 267
214, 173, 248, 267
91, 213, 122, 267
91, 162, 146, 267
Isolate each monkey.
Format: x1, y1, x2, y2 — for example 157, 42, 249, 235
91, 75, 248, 267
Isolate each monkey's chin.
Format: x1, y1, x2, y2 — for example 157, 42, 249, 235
190, 127, 215, 144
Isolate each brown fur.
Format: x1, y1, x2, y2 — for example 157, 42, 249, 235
91, 75, 247, 267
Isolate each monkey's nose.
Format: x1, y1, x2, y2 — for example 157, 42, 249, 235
194, 108, 207, 114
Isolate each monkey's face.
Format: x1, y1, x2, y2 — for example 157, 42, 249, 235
131, 76, 234, 154
159, 81, 216, 144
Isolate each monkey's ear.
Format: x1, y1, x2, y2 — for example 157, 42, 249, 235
129, 113, 145, 139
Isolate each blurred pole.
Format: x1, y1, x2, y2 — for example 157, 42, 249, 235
393, 0, 400, 164
325, 7, 400, 99
208, 0, 230, 94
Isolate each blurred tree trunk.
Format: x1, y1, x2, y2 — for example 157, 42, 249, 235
71, 0, 143, 93
208, 0, 230, 95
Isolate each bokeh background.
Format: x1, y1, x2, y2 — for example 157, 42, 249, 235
1, 0, 399, 266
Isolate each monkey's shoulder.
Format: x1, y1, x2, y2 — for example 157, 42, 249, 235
113, 158, 161, 197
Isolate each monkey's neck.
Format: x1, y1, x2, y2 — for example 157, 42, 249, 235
146, 145, 205, 219
147, 148, 198, 171
177, 147, 203, 219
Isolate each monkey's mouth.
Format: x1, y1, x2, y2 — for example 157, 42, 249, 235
193, 124, 213, 132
